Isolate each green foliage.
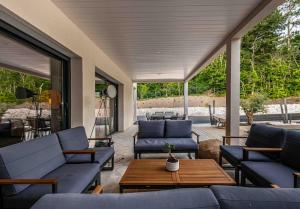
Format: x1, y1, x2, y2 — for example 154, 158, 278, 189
0, 67, 50, 116
137, 0, 300, 101
241, 93, 267, 124
165, 143, 175, 154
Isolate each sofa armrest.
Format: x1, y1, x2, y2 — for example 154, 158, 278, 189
133, 132, 138, 145
89, 137, 113, 147
271, 184, 280, 189
0, 179, 58, 193
242, 147, 282, 161
91, 185, 104, 194
192, 131, 200, 144
222, 136, 247, 145
63, 150, 96, 162
293, 172, 300, 188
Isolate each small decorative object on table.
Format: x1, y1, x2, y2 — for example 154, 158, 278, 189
165, 143, 179, 172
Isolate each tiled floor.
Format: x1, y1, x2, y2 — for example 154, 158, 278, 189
101, 124, 248, 193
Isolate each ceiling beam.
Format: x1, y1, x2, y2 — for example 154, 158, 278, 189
0, 63, 50, 79
133, 79, 183, 83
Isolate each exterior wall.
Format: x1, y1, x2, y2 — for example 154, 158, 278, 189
0, 0, 134, 133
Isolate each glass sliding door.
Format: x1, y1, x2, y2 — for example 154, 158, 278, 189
94, 74, 118, 137
0, 25, 69, 147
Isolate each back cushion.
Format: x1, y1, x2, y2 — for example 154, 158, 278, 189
281, 130, 300, 170
56, 126, 89, 150
246, 124, 286, 148
138, 121, 165, 138
0, 134, 65, 195
165, 120, 192, 138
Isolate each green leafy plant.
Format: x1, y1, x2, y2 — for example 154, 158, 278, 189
241, 93, 267, 125
165, 143, 178, 163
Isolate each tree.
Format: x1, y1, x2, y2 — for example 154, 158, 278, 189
136, 0, 300, 102
241, 94, 267, 125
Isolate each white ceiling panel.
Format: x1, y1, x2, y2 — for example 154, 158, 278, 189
52, 0, 263, 81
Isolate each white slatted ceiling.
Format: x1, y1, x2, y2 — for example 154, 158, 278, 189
52, 0, 262, 81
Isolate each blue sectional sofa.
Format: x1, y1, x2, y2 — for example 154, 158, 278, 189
133, 120, 199, 159
31, 186, 300, 209
0, 133, 100, 209
241, 130, 300, 188
219, 124, 287, 184
56, 126, 115, 170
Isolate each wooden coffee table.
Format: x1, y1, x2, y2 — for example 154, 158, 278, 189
119, 159, 235, 193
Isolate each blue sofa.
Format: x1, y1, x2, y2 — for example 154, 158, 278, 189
31, 186, 300, 209
219, 124, 287, 184
133, 120, 199, 159
0, 134, 100, 209
241, 130, 300, 188
56, 126, 115, 170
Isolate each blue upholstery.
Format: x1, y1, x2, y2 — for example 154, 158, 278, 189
138, 120, 165, 138
241, 161, 295, 188
135, 138, 197, 152
66, 147, 114, 166
220, 145, 272, 166
56, 127, 90, 160
0, 134, 65, 195
135, 138, 168, 151
281, 130, 300, 171
246, 124, 286, 148
56, 126, 89, 151
211, 186, 300, 209
165, 120, 192, 138
4, 163, 99, 209
31, 188, 219, 209
166, 138, 197, 150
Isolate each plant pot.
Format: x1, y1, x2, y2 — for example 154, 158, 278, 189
166, 160, 179, 172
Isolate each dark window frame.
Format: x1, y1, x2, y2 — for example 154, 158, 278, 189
95, 72, 119, 134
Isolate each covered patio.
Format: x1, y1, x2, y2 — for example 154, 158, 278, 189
1, 1, 300, 209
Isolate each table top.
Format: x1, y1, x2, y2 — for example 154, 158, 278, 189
119, 159, 235, 187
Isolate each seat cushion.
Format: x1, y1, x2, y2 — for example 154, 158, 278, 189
241, 161, 295, 188
165, 120, 192, 138
135, 138, 197, 152
245, 124, 286, 148
281, 130, 300, 171
0, 134, 65, 195
220, 145, 272, 166
138, 120, 165, 138
3, 163, 99, 209
66, 147, 114, 167
56, 126, 89, 151
135, 138, 167, 152
166, 138, 198, 151
211, 186, 300, 209
31, 188, 220, 209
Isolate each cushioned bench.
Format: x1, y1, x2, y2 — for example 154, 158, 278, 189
57, 126, 115, 170
241, 130, 300, 188
219, 124, 287, 184
0, 134, 100, 209
31, 186, 300, 209
133, 120, 199, 159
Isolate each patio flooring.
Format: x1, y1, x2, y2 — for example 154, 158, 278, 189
101, 124, 250, 193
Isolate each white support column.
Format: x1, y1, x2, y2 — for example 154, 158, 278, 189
133, 83, 138, 122
226, 38, 241, 144
184, 81, 189, 119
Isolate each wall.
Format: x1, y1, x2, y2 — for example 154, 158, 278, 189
0, 0, 134, 133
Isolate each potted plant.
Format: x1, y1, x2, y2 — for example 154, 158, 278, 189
165, 143, 179, 172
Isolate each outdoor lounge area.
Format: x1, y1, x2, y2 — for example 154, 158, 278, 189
1, 0, 300, 209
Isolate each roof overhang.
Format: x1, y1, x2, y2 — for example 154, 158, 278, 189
50, 0, 284, 82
